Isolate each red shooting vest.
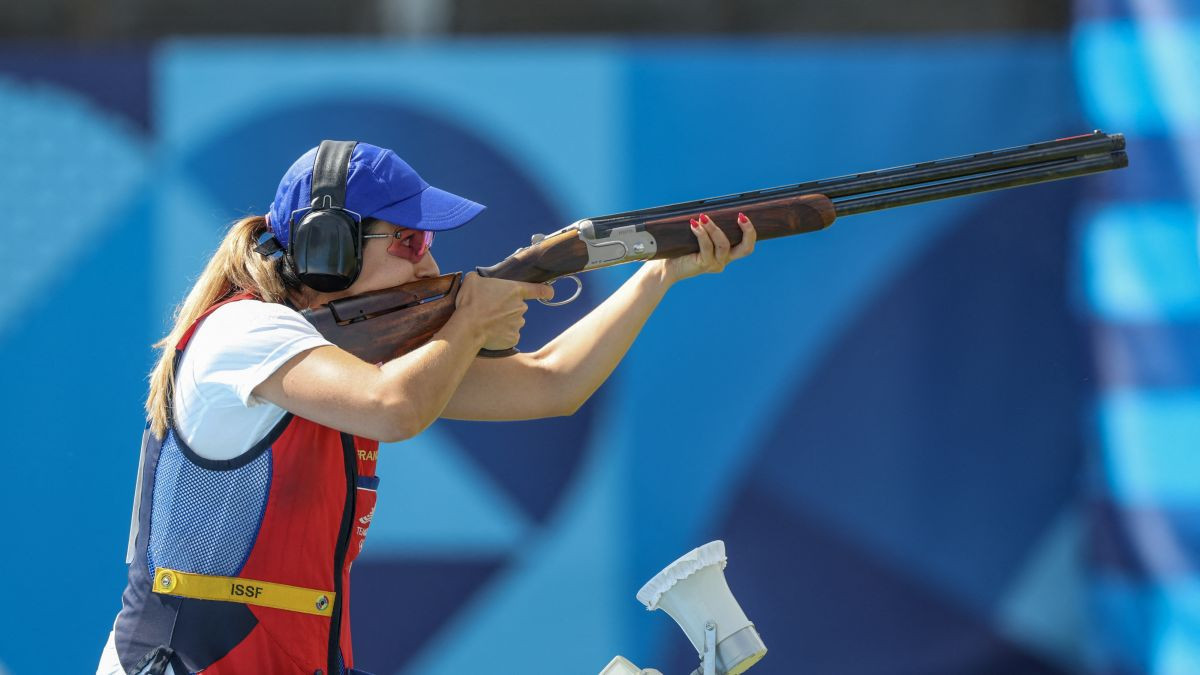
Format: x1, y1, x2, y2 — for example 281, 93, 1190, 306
114, 294, 379, 674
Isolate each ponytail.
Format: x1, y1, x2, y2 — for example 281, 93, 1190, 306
145, 216, 289, 438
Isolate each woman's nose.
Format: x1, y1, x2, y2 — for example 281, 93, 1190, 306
415, 253, 440, 278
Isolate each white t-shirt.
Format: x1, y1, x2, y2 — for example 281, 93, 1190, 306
173, 299, 332, 460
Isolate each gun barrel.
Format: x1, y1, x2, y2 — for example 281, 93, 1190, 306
794, 130, 1123, 200
834, 150, 1128, 216
585, 131, 1125, 233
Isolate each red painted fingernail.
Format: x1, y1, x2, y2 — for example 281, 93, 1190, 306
699, 214, 711, 224
690, 218, 700, 228
737, 212, 748, 224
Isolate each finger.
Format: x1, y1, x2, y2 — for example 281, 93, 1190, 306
517, 280, 555, 301
699, 213, 731, 262
690, 216, 715, 266
730, 212, 756, 260
455, 271, 477, 306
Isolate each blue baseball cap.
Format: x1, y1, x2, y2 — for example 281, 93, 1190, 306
267, 142, 485, 248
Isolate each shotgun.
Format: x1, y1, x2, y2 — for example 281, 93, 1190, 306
302, 130, 1127, 361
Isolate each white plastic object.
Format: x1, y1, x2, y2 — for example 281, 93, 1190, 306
599, 655, 662, 675
637, 541, 766, 675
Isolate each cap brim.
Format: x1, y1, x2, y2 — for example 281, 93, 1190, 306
369, 185, 486, 232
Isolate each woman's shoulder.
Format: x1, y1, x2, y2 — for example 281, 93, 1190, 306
206, 297, 304, 324
189, 298, 324, 356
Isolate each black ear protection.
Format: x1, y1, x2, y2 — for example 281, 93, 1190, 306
286, 140, 362, 293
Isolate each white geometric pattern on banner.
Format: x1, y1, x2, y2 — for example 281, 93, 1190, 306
0, 77, 148, 339
360, 422, 530, 557
996, 506, 1085, 670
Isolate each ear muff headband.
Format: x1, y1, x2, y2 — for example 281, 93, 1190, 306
310, 140, 354, 212
288, 140, 361, 293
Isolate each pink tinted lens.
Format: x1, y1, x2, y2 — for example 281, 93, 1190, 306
414, 230, 433, 258
387, 229, 433, 262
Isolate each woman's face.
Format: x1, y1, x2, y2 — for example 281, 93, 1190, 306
308, 219, 440, 305
360, 218, 440, 289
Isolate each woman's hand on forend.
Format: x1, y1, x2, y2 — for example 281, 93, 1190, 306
658, 212, 757, 284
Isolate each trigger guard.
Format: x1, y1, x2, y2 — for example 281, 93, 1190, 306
539, 275, 583, 307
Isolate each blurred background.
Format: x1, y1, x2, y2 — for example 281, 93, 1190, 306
1, 0, 1196, 673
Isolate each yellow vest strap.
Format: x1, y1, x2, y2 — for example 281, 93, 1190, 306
152, 567, 335, 617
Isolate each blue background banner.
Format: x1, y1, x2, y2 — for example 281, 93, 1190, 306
1075, 0, 1200, 671
0, 35, 1154, 674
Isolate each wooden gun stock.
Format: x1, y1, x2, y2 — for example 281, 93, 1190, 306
301, 273, 462, 365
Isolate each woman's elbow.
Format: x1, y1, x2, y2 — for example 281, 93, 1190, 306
375, 420, 418, 443
531, 357, 588, 417
548, 391, 588, 418
369, 393, 425, 443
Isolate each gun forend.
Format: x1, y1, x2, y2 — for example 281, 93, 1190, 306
477, 193, 836, 284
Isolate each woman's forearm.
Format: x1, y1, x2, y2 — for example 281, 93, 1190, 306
529, 261, 675, 413
377, 311, 489, 435
443, 215, 754, 421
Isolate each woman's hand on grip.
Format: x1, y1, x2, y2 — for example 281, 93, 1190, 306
454, 272, 554, 350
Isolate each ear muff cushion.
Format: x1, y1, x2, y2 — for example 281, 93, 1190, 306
290, 210, 361, 292
278, 255, 303, 290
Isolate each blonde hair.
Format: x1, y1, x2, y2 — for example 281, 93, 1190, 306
146, 215, 291, 438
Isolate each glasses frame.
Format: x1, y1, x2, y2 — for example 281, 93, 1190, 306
361, 226, 434, 259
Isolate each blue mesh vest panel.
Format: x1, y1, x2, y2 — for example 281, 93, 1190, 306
146, 431, 272, 577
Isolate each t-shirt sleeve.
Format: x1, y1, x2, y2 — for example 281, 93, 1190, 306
186, 300, 333, 407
